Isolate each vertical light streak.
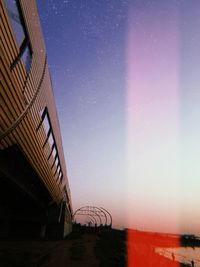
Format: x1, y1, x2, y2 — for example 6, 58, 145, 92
126, 2, 181, 265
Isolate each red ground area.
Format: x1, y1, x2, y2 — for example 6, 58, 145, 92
127, 229, 181, 267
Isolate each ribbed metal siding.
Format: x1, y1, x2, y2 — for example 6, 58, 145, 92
0, 0, 72, 217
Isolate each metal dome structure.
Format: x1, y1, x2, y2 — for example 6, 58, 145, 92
73, 206, 112, 227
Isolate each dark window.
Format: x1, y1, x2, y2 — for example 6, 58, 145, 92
21, 44, 32, 71
4, 0, 25, 45
64, 186, 69, 203
4, 0, 32, 72
37, 107, 63, 184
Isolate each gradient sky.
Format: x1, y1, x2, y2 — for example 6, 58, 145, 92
37, 0, 200, 235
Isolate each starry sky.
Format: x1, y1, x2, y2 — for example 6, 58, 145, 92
37, 0, 200, 235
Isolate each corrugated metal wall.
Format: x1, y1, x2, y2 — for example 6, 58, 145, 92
0, 0, 72, 219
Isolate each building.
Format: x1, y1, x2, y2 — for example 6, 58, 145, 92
0, 0, 72, 238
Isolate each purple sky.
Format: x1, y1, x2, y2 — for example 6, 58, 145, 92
37, 0, 127, 229
37, 0, 200, 234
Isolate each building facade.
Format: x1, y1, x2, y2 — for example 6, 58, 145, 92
0, 0, 72, 238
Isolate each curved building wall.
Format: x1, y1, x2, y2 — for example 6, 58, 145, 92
0, 0, 72, 237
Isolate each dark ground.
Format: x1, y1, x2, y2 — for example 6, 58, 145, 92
0, 228, 196, 267
0, 228, 126, 267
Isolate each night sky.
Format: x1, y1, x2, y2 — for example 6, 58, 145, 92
37, 0, 200, 234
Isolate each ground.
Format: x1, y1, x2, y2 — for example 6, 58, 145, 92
0, 228, 126, 267
0, 228, 194, 267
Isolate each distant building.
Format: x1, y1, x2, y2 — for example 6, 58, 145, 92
0, 0, 72, 238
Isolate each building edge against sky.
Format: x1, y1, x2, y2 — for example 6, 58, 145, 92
0, 0, 72, 238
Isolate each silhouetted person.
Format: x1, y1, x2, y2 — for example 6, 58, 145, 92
172, 252, 175, 261
191, 260, 194, 267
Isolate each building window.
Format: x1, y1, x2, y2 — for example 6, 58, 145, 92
64, 186, 69, 204
20, 42, 32, 71
37, 107, 63, 184
4, 0, 32, 72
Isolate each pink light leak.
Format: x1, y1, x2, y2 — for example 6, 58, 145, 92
126, 3, 181, 233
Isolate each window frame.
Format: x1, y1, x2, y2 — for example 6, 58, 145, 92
37, 107, 64, 184
4, 0, 33, 72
